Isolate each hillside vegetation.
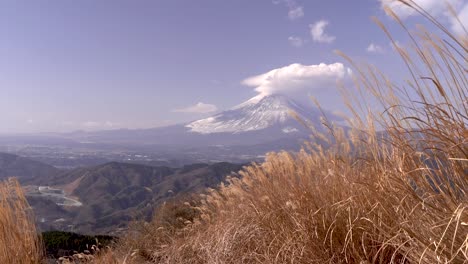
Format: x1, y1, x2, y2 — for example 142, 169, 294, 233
28, 161, 243, 234
42, 231, 114, 258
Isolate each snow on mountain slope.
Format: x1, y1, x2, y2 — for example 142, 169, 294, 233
186, 94, 322, 134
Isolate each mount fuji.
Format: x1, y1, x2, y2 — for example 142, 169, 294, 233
64, 94, 340, 147
186, 94, 320, 134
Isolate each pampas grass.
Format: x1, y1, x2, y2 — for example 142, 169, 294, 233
113, 1, 467, 263
0, 178, 43, 264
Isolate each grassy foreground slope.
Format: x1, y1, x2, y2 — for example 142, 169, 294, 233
107, 1, 467, 263
0, 1, 466, 263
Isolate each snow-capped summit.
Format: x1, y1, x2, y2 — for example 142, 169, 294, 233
186, 94, 321, 134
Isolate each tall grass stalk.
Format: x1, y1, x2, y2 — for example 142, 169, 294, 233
0, 179, 43, 264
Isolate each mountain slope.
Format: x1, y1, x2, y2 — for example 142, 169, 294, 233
187, 94, 322, 134
29, 161, 244, 234
0, 152, 61, 183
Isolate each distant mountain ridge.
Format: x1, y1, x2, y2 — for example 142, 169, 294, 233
0, 152, 61, 183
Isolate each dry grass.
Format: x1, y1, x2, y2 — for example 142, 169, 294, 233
0, 178, 43, 264
111, 1, 467, 263
87, 249, 120, 264
3, 1, 464, 263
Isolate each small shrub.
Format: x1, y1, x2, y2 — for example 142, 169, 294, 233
42, 231, 115, 258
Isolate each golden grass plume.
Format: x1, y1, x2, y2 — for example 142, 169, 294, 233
0, 178, 43, 264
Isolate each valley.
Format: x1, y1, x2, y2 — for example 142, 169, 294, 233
1, 153, 244, 235
25, 186, 82, 207
0, 94, 326, 235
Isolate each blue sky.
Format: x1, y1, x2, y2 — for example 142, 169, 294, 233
0, 0, 465, 133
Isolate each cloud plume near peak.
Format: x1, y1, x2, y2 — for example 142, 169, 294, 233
242, 63, 351, 98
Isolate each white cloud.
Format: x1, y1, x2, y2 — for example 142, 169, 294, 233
104, 121, 117, 127
288, 36, 304, 47
379, 0, 466, 36
242, 63, 350, 97
379, 0, 461, 18
310, 20, 336, 43
273, 0, 304, 20
389, 40, 404, 52
288, 6, 304, 20
173, 102, 218, 114
367, 43, 385, 53
82, 121, 100, 128
451, 3, 468, 36
82, 121, 118, 128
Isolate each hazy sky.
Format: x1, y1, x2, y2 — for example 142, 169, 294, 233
0, 0, 465, 133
